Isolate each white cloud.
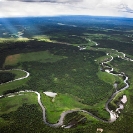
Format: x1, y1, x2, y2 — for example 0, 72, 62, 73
0, 0, 133, 18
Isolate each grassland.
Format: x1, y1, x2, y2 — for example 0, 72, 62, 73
0, 92, 39, 115
32, 35, 54, 42
0, 69, 27, 79
3, 50, 67, 67
97, 71, 120, 85
97, 71, 125, 91
10, 69, 28, 79
63, 111, 99, 127
0, 37, 30, 43
41, 92, 90, 123
0, 92, 43, 130
0, 78, 29, 95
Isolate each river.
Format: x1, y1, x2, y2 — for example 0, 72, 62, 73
0, 48, 132, 127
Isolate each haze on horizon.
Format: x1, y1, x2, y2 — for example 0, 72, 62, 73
0, 0, 133, 18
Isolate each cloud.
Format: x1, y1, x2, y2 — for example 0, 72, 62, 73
0, 0, 133, 18
118, 4, 133, 13
5, 0, 82, 3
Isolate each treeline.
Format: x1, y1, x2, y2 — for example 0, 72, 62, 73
93, 39, 133, 56
0, 72, 16, 84
50, 34, 88, 44
0, 40, 79, 68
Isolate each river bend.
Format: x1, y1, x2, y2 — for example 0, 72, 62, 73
0, 49, 132, 127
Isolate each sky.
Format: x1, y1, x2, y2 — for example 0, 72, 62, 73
0, 0, 133, 18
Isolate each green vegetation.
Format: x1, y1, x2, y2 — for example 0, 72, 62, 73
4, 51, 67, 67
0, 104, 64, 133
0, 69, 27, 82
0, 37, 30, 43
100, 57, 133, 133
10, 69, 28, 79
24, 48, 112, 107
0, 38, 131, 132
0, 92, 39, 115
0, 72, 15, 84
0, 78, 29, 95
41, 93, 90, 123
0, 40, 114, 127
32, 35, 54, 42
49, 33, 88, 44
97, 71, 125, 90
97, 71, 118, 85
63, 111, 99, 128
0, 17, 133, 133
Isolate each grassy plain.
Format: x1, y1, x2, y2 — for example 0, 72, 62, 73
0, 37, 30, 43
0, 92, 43, 130
0, 92, 39, 115
0, 78, 29, 95
32, 35, 53, 42
4, 51, 67, 67
10, 69, 27, 79
41, 93, 90, 123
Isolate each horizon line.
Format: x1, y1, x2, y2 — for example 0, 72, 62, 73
0, 15, 133, 19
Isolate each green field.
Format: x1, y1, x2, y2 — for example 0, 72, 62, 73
41, 92, 90, 123
0, 37, 30, 44
0, 92, 39, 115
4, 50, 67, 67
0, 78, 29, 95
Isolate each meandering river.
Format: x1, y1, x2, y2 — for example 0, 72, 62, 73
0, 48, 132, 127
